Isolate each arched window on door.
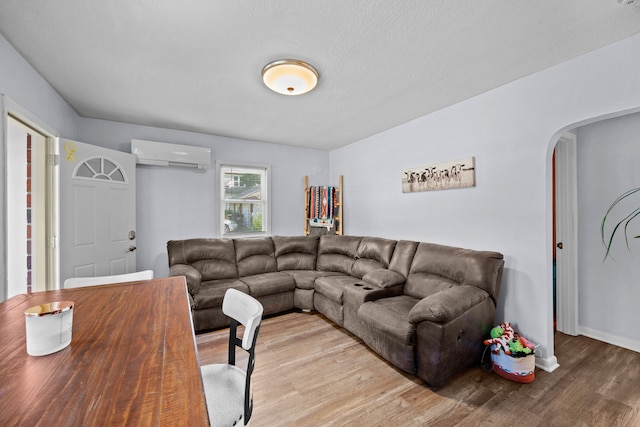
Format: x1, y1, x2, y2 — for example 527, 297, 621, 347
73, 157, 128, 183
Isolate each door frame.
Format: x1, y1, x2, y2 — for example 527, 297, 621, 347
1, 95, 60, 299
554, 132, 579, 336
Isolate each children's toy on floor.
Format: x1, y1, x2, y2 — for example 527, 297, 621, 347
483, 322, 536, 383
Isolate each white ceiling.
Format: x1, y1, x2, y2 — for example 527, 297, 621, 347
1, 1, 640, 150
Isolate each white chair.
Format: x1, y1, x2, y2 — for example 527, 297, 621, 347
201, 288, 264, 427
63, 270, 154, 289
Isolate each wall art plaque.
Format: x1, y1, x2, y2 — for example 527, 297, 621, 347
402, 156, 475, 193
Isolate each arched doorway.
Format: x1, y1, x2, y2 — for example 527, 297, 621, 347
552, 111, 640, 354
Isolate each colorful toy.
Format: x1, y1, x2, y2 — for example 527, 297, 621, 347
519, 335, 536, 352
483, 322, 515, 355
489, 325, 503, 338
484, 322, 536, 383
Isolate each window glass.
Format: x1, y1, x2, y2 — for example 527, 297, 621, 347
220, 165, 269, 237
73, 157, 126, 183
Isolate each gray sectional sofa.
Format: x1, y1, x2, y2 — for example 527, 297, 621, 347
167, 235, 504, 386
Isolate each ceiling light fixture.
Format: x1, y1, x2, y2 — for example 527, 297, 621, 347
261, 59, 319, 96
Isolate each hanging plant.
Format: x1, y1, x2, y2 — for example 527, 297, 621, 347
601, 187, 640, 261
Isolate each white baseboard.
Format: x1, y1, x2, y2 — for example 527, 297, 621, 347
535, 355, 559, 373
538, 328, 640, 374
578, 326, 640, 353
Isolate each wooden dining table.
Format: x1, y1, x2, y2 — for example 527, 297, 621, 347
0, 276, 209, 426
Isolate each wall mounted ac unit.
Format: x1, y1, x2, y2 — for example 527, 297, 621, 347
131, 139, 211, 170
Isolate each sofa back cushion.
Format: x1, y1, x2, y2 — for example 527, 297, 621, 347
351, 237, 397, 278
167, 238, 238, 281
404, 274, 459, 300
405, 242, 504, 301
316, 235, 362, 275
388, 240, 419, 277
234, 238, 277, 277
272, 235, 319, 271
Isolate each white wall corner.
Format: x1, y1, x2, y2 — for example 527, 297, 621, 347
535, 355, 560, 373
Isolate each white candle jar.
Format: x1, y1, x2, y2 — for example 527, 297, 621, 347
24, 301, 74, 356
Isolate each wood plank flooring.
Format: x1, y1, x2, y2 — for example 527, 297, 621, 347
196, 311, 640, 427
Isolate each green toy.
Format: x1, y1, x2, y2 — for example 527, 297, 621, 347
490, 325, 503, 339
509, 338, 524, 353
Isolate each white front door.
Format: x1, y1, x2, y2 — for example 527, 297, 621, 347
59, 139, 136, 284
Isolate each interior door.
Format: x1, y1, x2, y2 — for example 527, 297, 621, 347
554, 133, 578, 336
59, 138, 136, 284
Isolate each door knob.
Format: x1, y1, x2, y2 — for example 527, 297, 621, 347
128, 245, 137, 252
556, 242, 563, 249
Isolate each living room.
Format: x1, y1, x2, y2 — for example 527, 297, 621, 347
1, 3, 640, 424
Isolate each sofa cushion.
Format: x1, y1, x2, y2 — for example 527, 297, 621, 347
352, 237, 397, 278
240, 272, 296, 298
276, 253, 317, 271
357, 237, 396, 263
388, 240, 419, 277
358, 295, 419, 345
281, 270, 327, 290
234, 238, 277, 277
194, 279, 248, 309
316, 235, 362, 275
318, 235, 362, 257
167, 238, 234, 265
404, 273, 458, 300
168, 238, 238, 281
316, 254, 355, 275
314, 275, 360, 303
273, 236, 319, 270
409, 242, 504, 300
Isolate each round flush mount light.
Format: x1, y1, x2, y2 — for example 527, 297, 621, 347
261, 59, 319, 96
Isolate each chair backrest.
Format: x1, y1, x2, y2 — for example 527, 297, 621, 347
221, 288, 264, 425
63, 270, 154, 289
222, 288, 264, 351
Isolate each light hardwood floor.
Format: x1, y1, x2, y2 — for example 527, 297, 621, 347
196, 311, 640, 427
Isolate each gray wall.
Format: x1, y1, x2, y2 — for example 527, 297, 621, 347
576, 113, 640, 344
1, 32, 81, 302
0, 34, 79, 138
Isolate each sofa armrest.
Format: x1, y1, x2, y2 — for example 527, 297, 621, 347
362, 269, 405, 288
170, 264, 202, 295
408, 285, 489, 324
362, 284, 405, 302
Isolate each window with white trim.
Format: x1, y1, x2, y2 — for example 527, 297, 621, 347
219, 164, 270, 237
